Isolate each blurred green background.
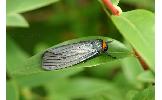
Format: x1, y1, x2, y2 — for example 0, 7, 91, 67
7, 0, 155, 100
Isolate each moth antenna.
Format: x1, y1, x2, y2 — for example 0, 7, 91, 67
107, 40, 113, 44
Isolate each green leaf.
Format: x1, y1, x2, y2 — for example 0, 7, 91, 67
45, 77, 123, 100
7, 37, 83, 87
120, 0, 154, 11
9, 36, 131, 76
87, 60, 121, 78
33, 42, 49, 54
132, 86, 155, 100
6, 14, 29, 27
112, 72, 136, 100
121, 57, 144, 89
7, 36, 29, 75
15, 67, 84, 87
137, 70, 155, 83
7, 0, 59, 14
111, 0, 120, 5
126, 90, 138, 100
111, 10, 155, 71
7, 81, 19, 100
48, 93, 70, 100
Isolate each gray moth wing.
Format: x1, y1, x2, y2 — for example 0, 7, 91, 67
42, 39, 102, 70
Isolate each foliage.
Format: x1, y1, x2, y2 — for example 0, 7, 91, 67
6, 0, 155, 100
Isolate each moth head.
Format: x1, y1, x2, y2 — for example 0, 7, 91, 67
102, 40, 108, 52
102, 40, 113, 52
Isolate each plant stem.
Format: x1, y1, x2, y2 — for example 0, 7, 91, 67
102, 0, 120, 16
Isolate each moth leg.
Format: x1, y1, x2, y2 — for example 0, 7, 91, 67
107, 54, 117, 59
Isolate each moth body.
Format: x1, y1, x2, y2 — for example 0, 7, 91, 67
42, 39, 108, 70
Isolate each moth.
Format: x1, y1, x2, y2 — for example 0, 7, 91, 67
42, 39, 114, 70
